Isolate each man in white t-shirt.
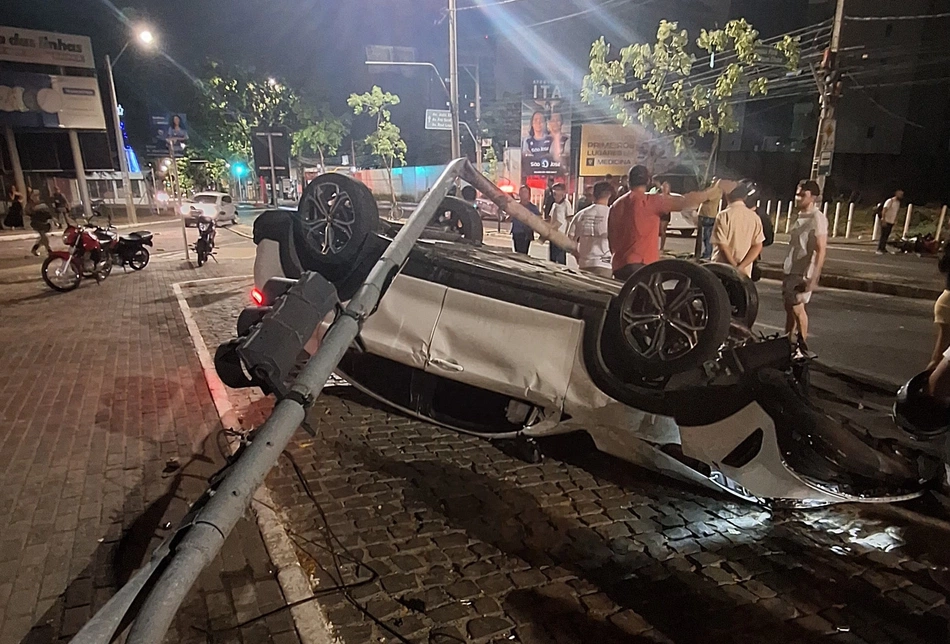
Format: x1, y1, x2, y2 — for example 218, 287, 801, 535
711, 179, 765, 278
876, 188, 904, 255
783, 179, 828, 345
569, 181, 615, 278
547, 182, 573, 265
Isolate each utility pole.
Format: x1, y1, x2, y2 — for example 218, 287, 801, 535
462, 63, 482, 168
810, 0, 846, 193
448, 0, 461, 160
105, 55, 138, 224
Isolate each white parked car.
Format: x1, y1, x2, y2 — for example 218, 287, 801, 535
181, 192, 238, 227
222, 173, 939, 508
657, 191, 699, 237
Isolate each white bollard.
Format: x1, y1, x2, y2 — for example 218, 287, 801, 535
832, 202, 841, 237
766, 200, 773, 217
872, 214, 881, 241
845, 202, 855, 238
774, 201, 782, 231
902, 204, 914, 238
937, 204, 948, 239
785, 200, 793, 233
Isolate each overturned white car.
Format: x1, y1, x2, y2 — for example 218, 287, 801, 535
220, 173, 939, 507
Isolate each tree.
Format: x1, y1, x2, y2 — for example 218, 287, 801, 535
291, 104, 349, 168
188, 63, 301, 176
582, 19, 800, 175
347, 86, 407, 207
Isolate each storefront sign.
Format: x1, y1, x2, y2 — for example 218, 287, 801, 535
0, 26, 95, 69
0, 71, 105, 129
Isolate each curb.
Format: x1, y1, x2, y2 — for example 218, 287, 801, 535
173, 278, 339, 644
758, 264, 942, 301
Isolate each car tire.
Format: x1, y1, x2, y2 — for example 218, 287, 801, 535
296, 173, 379, 282
614, 259, 731, 377
703, 263, 759, 328
429, 196, 483, 244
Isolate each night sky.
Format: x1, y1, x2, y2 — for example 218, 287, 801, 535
0, 1, 797, 164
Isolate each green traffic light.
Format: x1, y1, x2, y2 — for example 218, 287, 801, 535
232, 163, 248, 177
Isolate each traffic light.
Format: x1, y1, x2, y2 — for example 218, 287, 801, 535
214, 273, 339, 396
231, 162, 248, 178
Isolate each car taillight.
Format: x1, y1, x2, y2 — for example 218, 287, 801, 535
250, 287, 264, 305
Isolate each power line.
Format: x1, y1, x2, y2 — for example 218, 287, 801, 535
843, 73, 925, 128
456, 0, 534, 11
844, 11, 950, 21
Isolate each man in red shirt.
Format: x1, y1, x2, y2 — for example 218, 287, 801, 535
608, 165, 732, 280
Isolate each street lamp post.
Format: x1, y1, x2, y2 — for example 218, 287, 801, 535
447, 0, 461, 160
105, 28, 154, 225
104, 54, 136, 224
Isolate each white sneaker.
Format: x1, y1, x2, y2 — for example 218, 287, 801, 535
875, 250, 884, 255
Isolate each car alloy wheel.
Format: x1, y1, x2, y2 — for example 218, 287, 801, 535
300, 179, 360, 256
621, 271, 711, 361
614, 260, 731, 377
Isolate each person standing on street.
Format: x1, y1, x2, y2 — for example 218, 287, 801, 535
783, 179, 828, 347
711, 180, 765, 278
547, 182, 572, 265
51, 188, 69, 229
929, 242, 950, 369
512, 185, 537, 255
698, 180, 723, 259
28, 192, 54, 256
568, 181, 615, 278
3, 190, 24, 230
608, 165, 732, 280
876, 188, 904, 255
542, 177, 555, 219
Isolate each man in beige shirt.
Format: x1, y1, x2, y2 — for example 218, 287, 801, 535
711, 180, 765, 278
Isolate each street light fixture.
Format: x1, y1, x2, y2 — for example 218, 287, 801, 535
106, 24, 157, 224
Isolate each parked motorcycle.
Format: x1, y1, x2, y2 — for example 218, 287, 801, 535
41, 222, 112, 292
194, 213, 216, 266
111, 231, 153, 270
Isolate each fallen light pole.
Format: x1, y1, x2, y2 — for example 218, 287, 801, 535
71, 159, 575, 643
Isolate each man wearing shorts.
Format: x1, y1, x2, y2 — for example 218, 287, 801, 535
783, 180, 828, 345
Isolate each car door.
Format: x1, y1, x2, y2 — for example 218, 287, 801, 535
358, 274, 447, 370
221, 195, 236, 222
425, 287, 583, 410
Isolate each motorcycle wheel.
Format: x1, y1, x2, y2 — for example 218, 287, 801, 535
42, 256, 81, 292
129, 248, 150, 270
97, 259, 113, 281
196, 240, 209, 266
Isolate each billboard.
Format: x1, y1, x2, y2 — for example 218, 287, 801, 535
520, 76, 571, 181
0, 26, 95, 69
0, 71, 106, 129
579, 124, 680, 177
146, 113, 189, 156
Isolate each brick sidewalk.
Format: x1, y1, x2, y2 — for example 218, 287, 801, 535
186, 278, 950, 644
0, 253, 301, 643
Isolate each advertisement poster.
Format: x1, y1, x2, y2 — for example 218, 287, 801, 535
146, 113, 189, 156
0, 71, 105, 129
520, 76, 571, 182
0, 26, 95, 69
579, 124, 691, 177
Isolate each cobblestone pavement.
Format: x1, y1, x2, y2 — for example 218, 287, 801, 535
188, 278, 950, 644
0, 248, 300, 644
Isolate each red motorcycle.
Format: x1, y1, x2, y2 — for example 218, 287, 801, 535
41, 222, 114, 292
